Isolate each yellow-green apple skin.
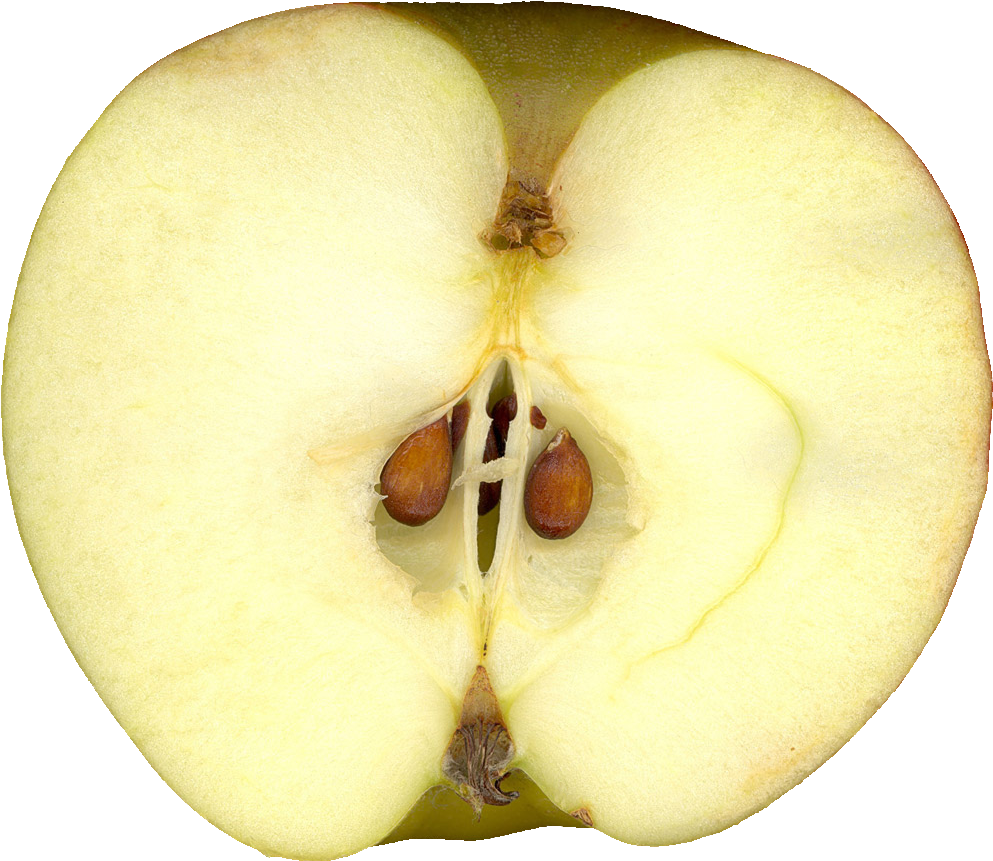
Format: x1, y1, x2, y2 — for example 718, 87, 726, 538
2, 3, 989, 861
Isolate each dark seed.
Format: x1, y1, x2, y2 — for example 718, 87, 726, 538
380, 416, 452, 526
524, 428, 593, 539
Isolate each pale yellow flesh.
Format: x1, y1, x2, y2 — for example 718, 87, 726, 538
5, 8, 505, 857
492, 50, 989, 841
2, 5, 988, 860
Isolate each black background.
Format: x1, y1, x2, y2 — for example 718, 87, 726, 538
6, 4, 989, 859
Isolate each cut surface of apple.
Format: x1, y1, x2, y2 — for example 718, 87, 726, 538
2, 4, 988, 860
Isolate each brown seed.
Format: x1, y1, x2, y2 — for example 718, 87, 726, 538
450, 401, 470, 452
478, 394, 517, 515
380, 416, 452, 526
489, 394, 518, 456
524, 428, 593, 539
478, 425, 502, 516
529, 405, 547, 429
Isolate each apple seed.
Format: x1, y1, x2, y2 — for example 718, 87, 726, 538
477, 394, 518, 515
478, 425, 502, 516
524, 428, 593, 539
380, 416, 452, 526
450, 401, 470, 452
490, 394, 518, 455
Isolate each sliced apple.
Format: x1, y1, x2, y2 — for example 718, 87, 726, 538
2, 4, 988, 861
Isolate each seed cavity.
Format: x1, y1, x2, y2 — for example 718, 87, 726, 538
524, 428, 593, 539
380, 416, 452, 526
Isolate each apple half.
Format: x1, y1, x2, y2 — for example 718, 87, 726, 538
2, 4, 989, 860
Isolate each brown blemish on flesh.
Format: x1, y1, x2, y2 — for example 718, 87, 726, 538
570, 807, 594, 827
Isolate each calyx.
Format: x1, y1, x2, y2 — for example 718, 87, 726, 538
441, 665, 518, 814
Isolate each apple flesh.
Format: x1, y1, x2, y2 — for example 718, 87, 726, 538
2, 4, 989, 860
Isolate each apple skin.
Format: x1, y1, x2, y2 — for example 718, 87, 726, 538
2, 2, 990, 861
